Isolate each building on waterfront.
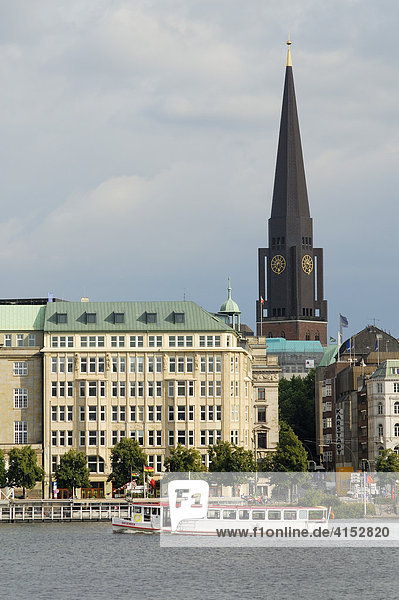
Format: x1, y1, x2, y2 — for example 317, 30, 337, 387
0, 302, 47, 496
42, 299, 279, 498
256, 41, 327, 344
315, 325, 399, 470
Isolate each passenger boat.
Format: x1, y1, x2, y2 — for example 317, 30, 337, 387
112, 499, 329, 535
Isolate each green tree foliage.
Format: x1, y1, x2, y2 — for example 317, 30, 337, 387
0, 450, 6, 488
279, 370, 316, 454
260, 422, 308, 472
375, 449, 399, 472
164, 444, 206, 472
7, 446, 44, 498
208, 441, 257, 472
54, 450, 91, 496
108, 438, 147, 489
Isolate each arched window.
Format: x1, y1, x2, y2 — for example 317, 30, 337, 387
394, 402, 399, 415
378, 424, 384, 437
315, 332, 320, 341
378, 402, 384, 415
395, 424, 399, 437
281, 331, 286, 339
305, 332, 310, 341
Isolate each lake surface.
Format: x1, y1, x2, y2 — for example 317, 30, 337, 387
1, 522, 398, 599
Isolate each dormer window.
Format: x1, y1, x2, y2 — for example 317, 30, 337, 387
174, 312, 185, 324
86, 313, 97, 324
57, 313, 67, 324
146, 312, 157, 324
114, 312, 125, 324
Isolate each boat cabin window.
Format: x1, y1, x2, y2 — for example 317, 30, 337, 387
151, 507, 160, 516
308, 510, 324, 521
163, 508, 171, 527
268, 510, 281, 520
239, 510, 250, 520
144, 507, 151, 522
252, 510, 265, 520
207, 510, 220, 519
223, 510, 236, 520
298, 510, 307, 519
283, 510, 297, 520
132, 506, 141, 514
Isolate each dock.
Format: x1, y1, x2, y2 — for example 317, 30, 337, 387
0, 500, 130, 523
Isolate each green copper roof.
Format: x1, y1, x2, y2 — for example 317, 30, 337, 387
44, 301, 235, 333
219, 278, 241, 314
319, 344, 339, 367
0, 305, 45, 331
370, 360, 399, 379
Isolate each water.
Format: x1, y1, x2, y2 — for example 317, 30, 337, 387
1, 522, 397, 599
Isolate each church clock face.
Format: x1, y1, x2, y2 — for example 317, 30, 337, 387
302, 254, 313, 275
271, 254, 286, 275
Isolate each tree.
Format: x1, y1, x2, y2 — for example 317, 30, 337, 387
108, 438, 147, 489
54, 450, 91, 497
7, 446, 44, 498
375, 449, 399, 472
164, 445, 206, 472
208, 441, 257, 472
0, 450, 6, 489
279, 370, 316, 455
259, 422, 308, 472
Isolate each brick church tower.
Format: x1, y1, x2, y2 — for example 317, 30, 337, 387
257, 41, 327, 344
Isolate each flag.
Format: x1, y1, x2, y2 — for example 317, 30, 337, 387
340, 314, 349, 328
147, 476, 156, 489
345, 339, 351, 351
260, 297, 264, 304
143, 466, 154, 472
329, 336, 337, 343
374, 340, 378, 351
131, 471, 139, 478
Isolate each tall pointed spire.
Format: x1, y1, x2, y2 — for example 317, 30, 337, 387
271, 39, 310, 220
257, 41, 327, 344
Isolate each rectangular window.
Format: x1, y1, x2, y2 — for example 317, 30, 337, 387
79, 431, 86, 446
149, 335, 162, 347
169, 336, 176, 348
59, 406, 65, 422
177, 381, 186, 396
98, 357, 105, 373
79, 381, 85, 398
52, 406, 58, 421
216, 405, 222, 421
88, 406, 97, 421
177, 406, 186, 421
208, 430, 215, 445
67, 406, 73, 421
258, 388, 265, 401
148, 406, 154, 421
148, 430, 154, 446
155, 356, 162, 373
215, 381, 221, 397
14, 362, 28, 376
156, 406, 162, 421
59, 382, 65, 397
169, 357, 176, 373
168, 430, 174, 446
112, 406, 118, 422
177, 430, 186, 445
168, 381, 174, 398
14, 388, 28, 409
200, 357, 206, 373
200, 381, 206, 397
137, 382, 144, 397
80, 358, 87, 373
137, 357, 144, 373
257, 407, 266, 423
79, 406, 85, 421
208, 381, 214, 397
137, 430, 144, 445
112, 431, 118, 445
52, 431, 57, 446
188, 430, 194, 445
28, 334, 36, 347
52, 382, 58, 398
88, 381, 97, 397
147, 356, 154, 373
16, 334, 24, 347
215, 356, 222, 372
394, 383, 399, 393
130, 406, 136, 422
51, 357, 57, 373
59, 430, 66, 446
120, 405, 126, 421
114, 312, 124, 324
208, 405, 214, 421
201, 406, 206, 421
5, 334, 11, 347
138, 406, 144, 421
168, 406, 174, 421
156, 381, 162, 397
148, 381, 154, 397
130, 336, 143, 348
188, 406, 194, 421
156, 455, 162, 471
177, 357, 185, 373
200, 430, 206, 445
67, 430, 73, 446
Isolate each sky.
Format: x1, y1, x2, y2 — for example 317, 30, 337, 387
0, 0, 398, 340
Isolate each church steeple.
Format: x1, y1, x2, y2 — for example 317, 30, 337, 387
257, 41, 327, 344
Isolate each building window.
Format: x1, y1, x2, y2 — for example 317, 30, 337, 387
257, 432, 267, 449
378, 402, 384, 415
258, 388, 265, 401
394, 402, 399, 415
14, 362, 28, 376
28, 334, 36, 347
57, 313, 67, 324
114, 312, 125, 324
146, 312, 157, 324
168, 430, 174, 446
257, 407, 266, 423
395, 424, 399, 437
394, 383, 399, 393
14, 388, 28, 409
378, 424, 384, 437
16, 334, 24, 347
130, 336, 144, 348
149, 335, 162, 347
395, 446, 399, 455
14, 421, 27, 444
5, 334, 11, 347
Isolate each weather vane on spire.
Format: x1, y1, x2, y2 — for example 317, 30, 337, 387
286, 34, 292, 66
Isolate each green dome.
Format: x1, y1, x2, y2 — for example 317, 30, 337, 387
219, 278, 241, 314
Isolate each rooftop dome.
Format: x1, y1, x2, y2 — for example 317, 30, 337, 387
219, 278, 241, 314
